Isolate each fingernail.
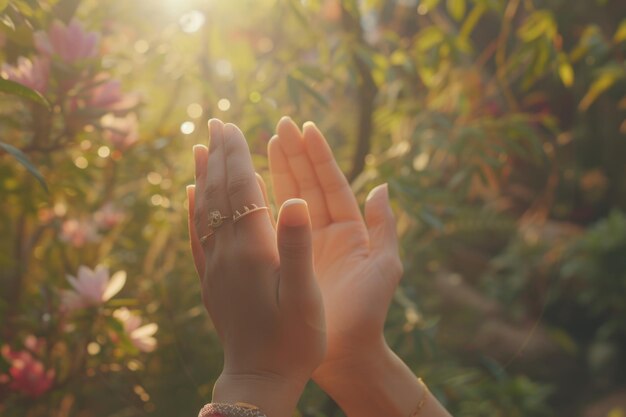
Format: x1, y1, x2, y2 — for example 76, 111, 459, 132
366, 183, 388, 202
192, 145, 202, 161
303, 121, 315, 130
280, 198, 309, 226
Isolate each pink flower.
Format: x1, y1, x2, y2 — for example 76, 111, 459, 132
1, 346, 55, 398
1, 56, 50, 94
113, 308, 158, 353
59, 218, 100, 247
61, 265, 126, 311
87, 77, 139, 112
34, 20, 99, 63
101, 113, 139, 150
94, 203, 125, 229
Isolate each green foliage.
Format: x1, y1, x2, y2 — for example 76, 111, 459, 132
1, 0, 625, 415
0, 78, 50, 109
0, 141, 48, 192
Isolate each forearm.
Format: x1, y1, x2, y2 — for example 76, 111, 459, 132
314, 340, 452, 417
212, 372, 306, 417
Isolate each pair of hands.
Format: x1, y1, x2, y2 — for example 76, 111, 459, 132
187, 117, 403, 416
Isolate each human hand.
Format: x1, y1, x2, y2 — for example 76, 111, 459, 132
187, 119, 325, 417
268, 117, 403, 383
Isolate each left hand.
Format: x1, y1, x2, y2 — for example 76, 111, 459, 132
268, 117, 403, 383
187, 119, 325, 417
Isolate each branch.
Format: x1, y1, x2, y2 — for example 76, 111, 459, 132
340, 1, 378, 182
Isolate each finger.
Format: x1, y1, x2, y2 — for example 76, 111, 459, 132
276, 199, 319, 313
186, 185, 206, 279
223, 123, 274, 246
364, 183, 403, 282
256, 172, 276, 229
276, 116, 331, 228
268, 135, 299, 207
193, 144, 211, 245
202, 119, 233, 253
302, 121, 362, 223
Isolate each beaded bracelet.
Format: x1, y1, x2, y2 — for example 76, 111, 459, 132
198, 402, 267, 417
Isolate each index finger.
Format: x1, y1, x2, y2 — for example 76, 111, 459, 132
223, 123, 275, 249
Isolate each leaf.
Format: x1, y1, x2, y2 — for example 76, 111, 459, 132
286, 74, 328, 108
579, 66, 624, 111
0, 78, 51, 110
614, 19, 626, 43
0, 141, 49, 193
558, 53, 575, 87
517, 11, 557, 42
447, 0, 466, 22
460, 3, 486, 39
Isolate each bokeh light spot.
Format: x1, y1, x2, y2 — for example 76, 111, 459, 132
187, 103, 203, 118
147, 172, 162, 185
179, 10, 205, 33
150, 194, 163, 206
249, 91, 261, 103
217, 98, 231, 111
74, 156, 88, 169
98, 146, 111, 158
180, 121, 195, 135
87, 342, 101, 355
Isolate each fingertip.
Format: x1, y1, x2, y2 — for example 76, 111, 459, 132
193, 144, 208, 155
276, 115, 300, 136
366, 182, 389, 203
207, 118, 223, 127
279, 198, 310, 227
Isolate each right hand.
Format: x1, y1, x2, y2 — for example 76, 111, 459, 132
187, 119, 325, 417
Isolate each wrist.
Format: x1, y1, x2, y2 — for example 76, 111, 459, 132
212, 370, 307, 417
313, 338, 423, 417
313, 334, 390, 386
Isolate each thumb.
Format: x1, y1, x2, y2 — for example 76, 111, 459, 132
277, 198, 316, 307
364, 183, 399, 256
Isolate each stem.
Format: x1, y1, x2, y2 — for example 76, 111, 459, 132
340, 1, 378, 182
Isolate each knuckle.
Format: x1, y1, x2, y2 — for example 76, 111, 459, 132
204, 180, 221, 201
227, 174, 253, 197
279, 239, 310, 260
297, 174, 319, 191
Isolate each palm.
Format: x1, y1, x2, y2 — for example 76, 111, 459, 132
268, 118, 402, 354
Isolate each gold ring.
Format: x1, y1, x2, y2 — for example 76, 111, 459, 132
232, 204, 269, 223
199, 230, 215, 245
200, 210, 230, 245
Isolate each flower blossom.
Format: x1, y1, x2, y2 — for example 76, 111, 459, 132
34, 20, 99, 63
61, 265, 126, 311
113, 308, 158, 353
94, 203, 125, 229
101, 113, 139, 150
87, 77, 139, 112
1, 56, 50, 94
0, 345, 55, 398
59, 218, 100, 247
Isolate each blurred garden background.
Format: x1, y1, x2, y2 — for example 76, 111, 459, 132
1, 0, 625, 415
